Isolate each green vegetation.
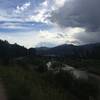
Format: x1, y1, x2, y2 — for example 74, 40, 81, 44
0, 65, 77, 100
0, 57, 99, 100
62, 59, 100, 74
0, 39, 99, 100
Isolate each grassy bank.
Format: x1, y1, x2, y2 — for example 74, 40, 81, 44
0, 57, 99, 100
0, 65, 77, 100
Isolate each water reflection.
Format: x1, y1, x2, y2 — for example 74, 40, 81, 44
46, 61, 88, 79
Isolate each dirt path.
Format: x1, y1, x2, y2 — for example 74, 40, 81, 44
0, 82, 7, 100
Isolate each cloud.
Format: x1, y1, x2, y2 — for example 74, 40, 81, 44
36, 27, 85, 46
28, 0, 50, 23
0, 24, 85, 48
74, 31, 100, 45
29, 9, 48, 23
50, 0, 100, 31
49, 0, 100, 45
0, 31, 38, 48
1, 0, 100, 47
14, 2, 31, 14
52, 0, 66, 9
0, 30, 59, 48
0, 0, 47, 22
28, 0, 67, 23
0, 21, 52, 33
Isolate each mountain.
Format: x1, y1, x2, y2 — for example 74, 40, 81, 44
36, 47, 49, 55
45, 44, 76, 57
0, 40, 36, 59
36, 43, 100, 59
0, 39, 100, 59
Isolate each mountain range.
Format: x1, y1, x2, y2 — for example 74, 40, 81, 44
36, 43, 100, 59
0, 39, 100, 59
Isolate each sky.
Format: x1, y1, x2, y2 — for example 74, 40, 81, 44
0, 0, 100, 48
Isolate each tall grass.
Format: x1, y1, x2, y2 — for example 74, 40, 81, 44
0, 65, 77, 100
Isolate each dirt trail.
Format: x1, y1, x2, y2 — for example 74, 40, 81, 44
0, 82, 7, 100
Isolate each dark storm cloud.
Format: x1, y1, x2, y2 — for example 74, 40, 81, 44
74, 32, 100, 44
50, 0, 100, 31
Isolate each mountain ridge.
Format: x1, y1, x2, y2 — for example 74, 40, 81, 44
0, 39, 100, 59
